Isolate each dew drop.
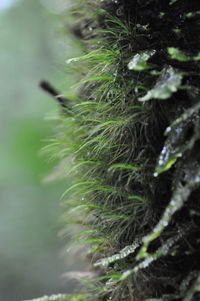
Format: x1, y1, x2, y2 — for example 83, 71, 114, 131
142, 260, 149, 268
165, 126, 171, 134
171, 200, 176, 206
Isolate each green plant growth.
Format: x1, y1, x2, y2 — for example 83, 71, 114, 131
29, 0, 200, 300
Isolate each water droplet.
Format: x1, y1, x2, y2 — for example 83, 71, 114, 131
171, 200, 176, 206
142, 260, 150, 268
165, 126, 171, 134
158, 158, 164, 165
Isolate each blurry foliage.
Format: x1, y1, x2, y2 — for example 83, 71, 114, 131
0, 1, 83, 300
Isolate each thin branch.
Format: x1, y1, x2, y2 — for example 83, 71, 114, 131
39, 80, 69, 109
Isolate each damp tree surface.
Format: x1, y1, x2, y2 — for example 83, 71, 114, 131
27, 0, 200, 301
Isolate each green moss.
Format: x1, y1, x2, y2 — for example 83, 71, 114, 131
34, 0, 200, 300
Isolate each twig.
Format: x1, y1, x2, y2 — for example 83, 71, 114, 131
39, 80, 69, 109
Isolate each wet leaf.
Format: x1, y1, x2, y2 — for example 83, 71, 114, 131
139, 160, 200, 258
128, 50, 156, 71
168, 47, 190, 62
139, 66, 182, 102
168, 47, 200, 62
155, 107, 200, 175
94, 238, 141, 267
121, 233, 183, 280
185, 11, 200, 18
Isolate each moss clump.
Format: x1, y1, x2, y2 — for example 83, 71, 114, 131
35, 0, 200, 301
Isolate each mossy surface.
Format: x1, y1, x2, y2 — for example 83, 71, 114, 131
31, 1, 200, 301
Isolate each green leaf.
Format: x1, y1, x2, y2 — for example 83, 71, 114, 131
128, 50, 156, 71
82, 74, 113, 83
69, 161, 103, 174
155, 104, 200, 175
77, 238, 105, 244
127, 195, 146, 202
103, 214, 129, 220
168, 47, 190, 61
185, 11, 200, 18
108, 163, 140, 172
139, 66, 182, 101
62, 181, 97, 197
168, 47, 200, 62
66, 49, 119, 65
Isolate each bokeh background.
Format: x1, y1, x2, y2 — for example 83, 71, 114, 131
0, 0, 81, 300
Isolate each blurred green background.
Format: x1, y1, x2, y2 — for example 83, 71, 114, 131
0, 0, 80, 300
